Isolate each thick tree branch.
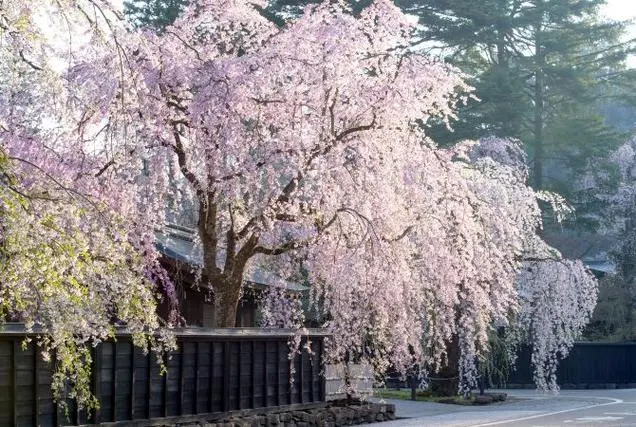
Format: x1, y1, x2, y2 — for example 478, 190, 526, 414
253, 240, 305, 256
18, 50, 43, 71
170, 122, 206, 201
94, 159, 115, 178
252, 207, 359, 257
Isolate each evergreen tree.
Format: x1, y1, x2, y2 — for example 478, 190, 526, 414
408, 0, 635, 189
124, 0, 187, 30
404, 0, 636, 233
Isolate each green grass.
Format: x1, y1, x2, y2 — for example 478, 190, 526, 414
373, 388, 477, 405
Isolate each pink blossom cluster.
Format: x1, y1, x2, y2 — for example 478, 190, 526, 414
0, 0, 598, 398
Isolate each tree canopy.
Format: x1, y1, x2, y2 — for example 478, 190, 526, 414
0, 0, 599, 405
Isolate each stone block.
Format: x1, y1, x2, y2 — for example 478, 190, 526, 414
474, 395, 494, 404
266, 414, 280, 426
298, 411, 313, 422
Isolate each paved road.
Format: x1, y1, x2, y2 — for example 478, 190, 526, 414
366, 389, 636, 426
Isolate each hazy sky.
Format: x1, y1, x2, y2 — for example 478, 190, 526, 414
604, 0, 636, 29
604, 0, 636, 23
603, 0, 636, 66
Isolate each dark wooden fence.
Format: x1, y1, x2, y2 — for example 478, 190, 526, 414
383, 342, 636, 391
503, 342, 636, 388
0, 325, 329, 426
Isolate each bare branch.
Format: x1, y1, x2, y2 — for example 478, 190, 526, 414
18, 50, 43, 71
170, 122, 206, 202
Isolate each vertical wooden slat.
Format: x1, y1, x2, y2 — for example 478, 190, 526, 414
299, 340, 306, 404
34, 344, 40, 427
111, 342, 117, 422
12, 340, 17, 427
194, 342, 199, 414
130, 343, 136, 420
319, 339, 326, 401
162, 353, 168, 418
209, 342, 214, 413
92, 345, 101, 424
275, 341, 281, 406
75, 388, 81, 426
223, 342, 230, 412
251, 341, 256, 409
287, 343, 292, 405
263, 341, 269, 407
52, 350, 59, 427
178, 342, 184, 415
146, 345, 151, 419
309, 340, 314, 402
237, 342, 242, 409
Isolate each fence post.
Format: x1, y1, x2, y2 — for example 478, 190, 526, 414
223, 341, 230, 412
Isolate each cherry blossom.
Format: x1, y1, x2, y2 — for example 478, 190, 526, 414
511, 260, 598, 391
0, 0, 598, 402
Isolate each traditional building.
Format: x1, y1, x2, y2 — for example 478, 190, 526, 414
156, 223, 307, 327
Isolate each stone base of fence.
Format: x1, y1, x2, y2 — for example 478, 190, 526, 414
172, 401, 396, 427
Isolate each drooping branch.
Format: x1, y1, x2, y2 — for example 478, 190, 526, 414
94, 159, 115, 178
7, 155, 105, 216
170, 122, 206, 202
252, 207, 368, 257
253, 240, 303, 256
271, 111, 378, 210
18, 50, 43, 71
333, 113, 377, 142
164, 30, 203, 61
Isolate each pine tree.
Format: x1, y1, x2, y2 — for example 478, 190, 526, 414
124, 0, 187, 30
409, 0, 635, 191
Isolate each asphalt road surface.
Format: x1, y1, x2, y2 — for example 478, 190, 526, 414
366, 389, 636, 426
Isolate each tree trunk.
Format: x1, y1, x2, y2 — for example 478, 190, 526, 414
196, 191, 259, 328
533, 23, 545, 190
197, 193, 249, 328
430, 336, 460, 396
212, 278, 242, 327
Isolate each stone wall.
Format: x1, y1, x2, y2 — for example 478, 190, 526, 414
180, 401, 396, 427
